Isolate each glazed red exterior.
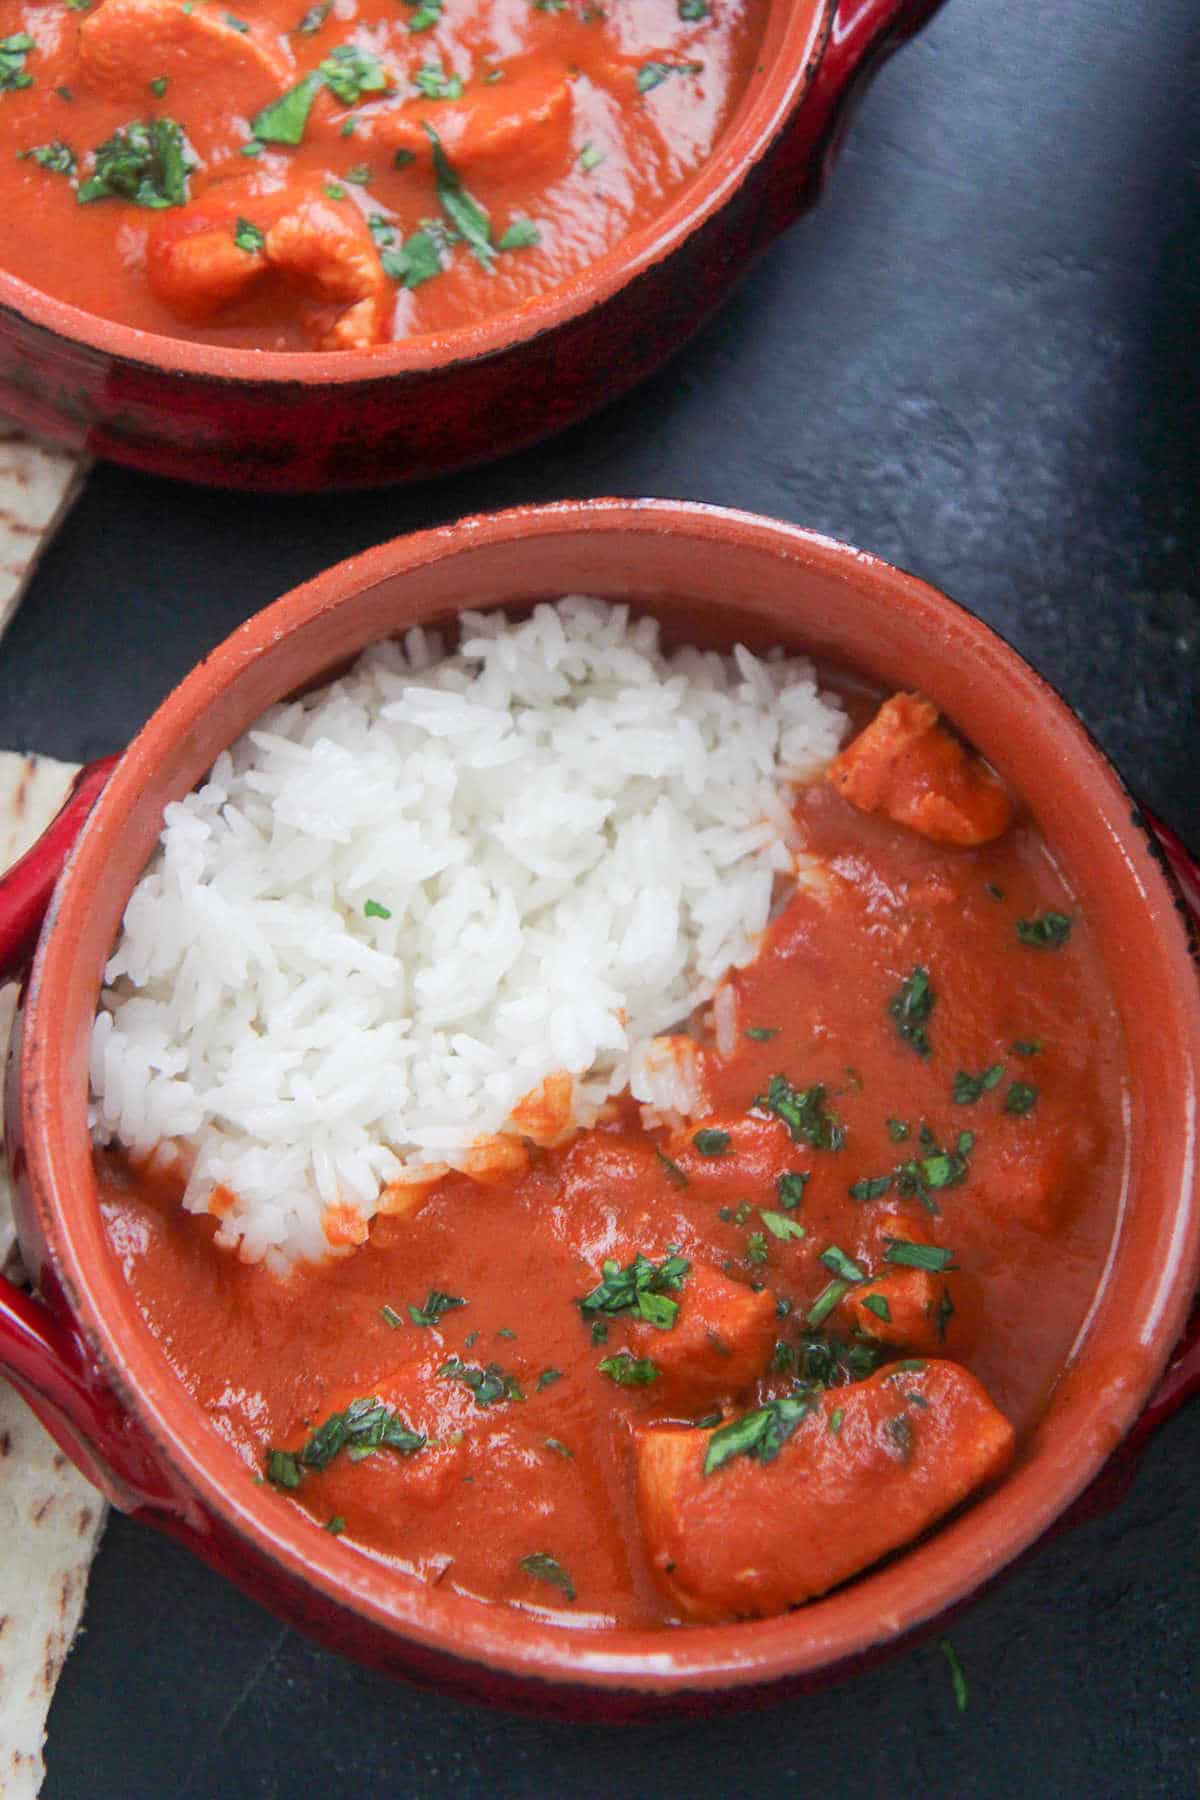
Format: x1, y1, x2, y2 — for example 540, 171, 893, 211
3, 501, 1199, 1716
0, 0, 941, 491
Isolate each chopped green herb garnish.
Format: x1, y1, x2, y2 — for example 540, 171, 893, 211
414, 58, 463, 100
578, 1251, 690, 1330
578, 141, 603, 171
345, 163, 372, 183
884, 1239, 956, 1272
952, 1063, 1006, 1104
828, 1407, 844, 1434
233, 216, 265, 253
819, 1244, 866, 1282
149, 76, 168, 97
893, 1130, 974, 1213
379, 1303, 402, 1328
985, 882, 1004, 901
1016, 910, 1072, 949
519, 1551, 575, 1601
759, 1210, 805, 1242
692, 1128, 731, 1157
295, 0, 330, 31
463, 1330, 479, 1349
887, 1117, 911, 1142
776, 1171, 809, 1210
889, 966, 935, 1059
806, 1278, 849, 1328
745, 1231, 768, 1266
536, 1368, 563, 1391
363, 897, 391, 918
544, 1436, 572, 1458
425, 124, 493, 266
326, 1514, 346, 1533
393, 147, 415, 169
497, 1327, 516, 1339
654, 1145, 689, 1187
861, 1293, 892, 1322
757, 1075, 845, 1151
322, 42, 389, 103
324, 182, 346, 199
406, 0, 442, 28
703, 1394, 815, 1475
77, 117, 192, 207
597, 1351, 659, 1386
848, 1174, 891, 1203
940, 1638, 969, 1712
55, 84, 73, 101
409, 1290, 467, 1327
744, 1025, 779, 1041
636, 58, 703, 92
678, 0, 709, 15
437, 1357, 523, 1405
0, 34, 34, 93
590, 1319, 607, 1345
936, 1286, 954, 1340
252, 71, 324, 144
379, 225, 444, 289
266, 1395, 426, 1487
240, 140, 265, 156
224, 13, 250, 29
1004, 1081, 1038, 1115
17, 141, 75, 175
498, 217, 540, 250
775, 1295, 792, 1318
1011, 1038, 1042, 1057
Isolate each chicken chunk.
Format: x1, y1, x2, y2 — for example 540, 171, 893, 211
622, 1262, 777, 1410
78, 0, 288, 153
265, 195, 391, 350
636, 1359, 1014, 1620
828, 693, 1014, 847
366, 61, 573, 180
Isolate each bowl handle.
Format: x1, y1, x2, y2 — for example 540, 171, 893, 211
754, 0, 948, 246
0, 751, 197, 1515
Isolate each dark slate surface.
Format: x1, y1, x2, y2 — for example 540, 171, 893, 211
0, 0, 1194, 1791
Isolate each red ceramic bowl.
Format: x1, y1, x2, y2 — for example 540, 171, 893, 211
2, 500, 1198, 1717
0, 0, 941, 491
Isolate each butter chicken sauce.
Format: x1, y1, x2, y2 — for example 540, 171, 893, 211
98, 687, 1125, 1626
0, 0, 767, 349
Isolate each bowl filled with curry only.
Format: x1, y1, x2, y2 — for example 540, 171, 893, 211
1, 499, 1197, 1716
0, 0, 940, 489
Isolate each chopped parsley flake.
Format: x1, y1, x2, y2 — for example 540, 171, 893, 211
265, 1395, 426, 1487
828, 1407, 844, 1435
887, 1117, 911, 1141
579, 141, 603, 171
363, 897, 391, 917
806, 1278, 849, 1328
409, 1290, 466, 1327
692, 1128, 731, 1157
597, 1351, 660, 1386
252, 71, 325, 144
321, 43, 389, 104
498, 217, 540, 250
952, 1063, 1006, 1104
1011, 1038, 1042, 1057
436, 1357, 523, 1405
654, 1145, 689, 1187
884, 1239, 956, 1272
77, 118, 192, 207
426, 123, 493, 267
759, 1210, 805, 1242
149, 76, 168, 97
704, 1394, 815, 1475
536, 1368, 563, 1391
678, 0, 709, 15
295, 0, 330, 31
379, 1303, 402, 1328
326, 1514, 346, 1533
889, 966, 935, 1059
414, 59, 463, 100
757, 1075, 845, 1151
940, 1639, 969, 1712
18, 141, 75, 175
578, 1251, 690, 1330
936, 1287, 954, 1340
233, 216, 265, 253
744, 1025, 779, 1041
0, 34, 34, 93
1004, 1081, 1038, 1115
819, 1245, 865, 1283
848, 1174, 891, 1203
776, 1171, 809, 1210
406, 0, 443, 28
861, 1293, 892, 1322
544, 1436, 572, 1458
519, 1551, 575, 1601
745, 1230, 768, 1265
636, 58, 703, 92
1016, 911, 1073, 949
345, 163, 372, 184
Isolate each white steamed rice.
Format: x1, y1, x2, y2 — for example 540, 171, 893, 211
89, 597, 847, 1269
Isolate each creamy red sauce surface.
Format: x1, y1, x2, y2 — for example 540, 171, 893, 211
98, 686, 1126, 1628
0, 0, 767, 349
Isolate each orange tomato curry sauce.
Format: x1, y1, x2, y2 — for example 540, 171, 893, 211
0, 0, 767, 349
98, 680, 1127, 1628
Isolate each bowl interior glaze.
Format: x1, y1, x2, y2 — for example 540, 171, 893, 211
20, 501, 1200, 1698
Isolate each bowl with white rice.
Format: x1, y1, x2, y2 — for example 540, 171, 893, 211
1, 499, 1197, 1714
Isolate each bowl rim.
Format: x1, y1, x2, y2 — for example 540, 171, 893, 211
0, 0, 834, 387
19, 498, 1200, 1695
